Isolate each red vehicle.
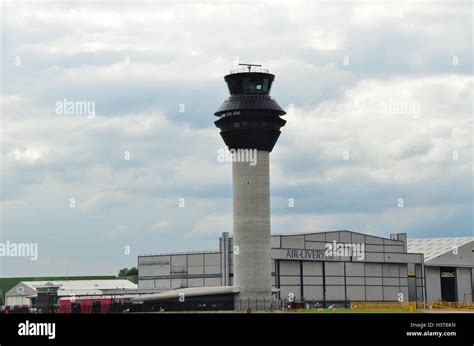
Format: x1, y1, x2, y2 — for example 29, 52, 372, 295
285, 301, 307, 310
59, 297, 112, 313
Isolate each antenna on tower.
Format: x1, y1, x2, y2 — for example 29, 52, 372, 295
238, 63, 262, 72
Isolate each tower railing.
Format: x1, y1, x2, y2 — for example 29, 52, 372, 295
229, 66, 269, 74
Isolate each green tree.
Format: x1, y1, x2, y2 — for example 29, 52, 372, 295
118, 268, 130, 277
118, 267, 138, 277
128, 267, 138, 276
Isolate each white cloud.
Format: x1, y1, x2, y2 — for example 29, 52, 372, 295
190, 213, 232, 237
107, 224, 132, 238
274, 74, 471, 185
149, 221, 171, 233
271, 203, 470, 240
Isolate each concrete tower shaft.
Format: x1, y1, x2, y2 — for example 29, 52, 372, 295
232, 150, 272, 301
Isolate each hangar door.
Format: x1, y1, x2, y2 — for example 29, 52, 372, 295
440, 267, 456, 302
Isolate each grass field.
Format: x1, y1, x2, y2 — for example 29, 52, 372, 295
293, 308, 419, 313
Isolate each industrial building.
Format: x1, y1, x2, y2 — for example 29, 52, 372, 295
137, 231, 473, 309
5, 279, 137, 312
407, 237, 474, 303
137, 231, 423, 308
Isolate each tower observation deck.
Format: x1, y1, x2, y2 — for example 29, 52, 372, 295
214, 64, 287, 307
214, 64, 286, 152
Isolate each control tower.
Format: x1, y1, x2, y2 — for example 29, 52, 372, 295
214, 64, 286, 306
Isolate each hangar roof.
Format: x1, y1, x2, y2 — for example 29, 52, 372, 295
131, 286, 239, 302
272, 230, 388, 240
131, 286, 282, 302
6, 280, 137, 297
407, 237, 474, 261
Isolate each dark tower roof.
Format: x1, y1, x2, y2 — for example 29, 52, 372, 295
214, 66, 287, 152
214, 95, 286, 116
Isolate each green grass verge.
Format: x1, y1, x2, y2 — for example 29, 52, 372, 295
292, 308, 419, 313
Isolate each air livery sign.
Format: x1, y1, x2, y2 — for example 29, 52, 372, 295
284, 249, 333, 260
272, 241, 366, 261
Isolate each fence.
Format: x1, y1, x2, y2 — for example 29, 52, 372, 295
350, 301, 417, 311
417, 301, 474, 311
4, 299, 474, 313
350, 301, 474, 311
233, 299, 308, 312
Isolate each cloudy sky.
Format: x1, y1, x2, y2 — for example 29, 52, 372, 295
1, 0, 472, 277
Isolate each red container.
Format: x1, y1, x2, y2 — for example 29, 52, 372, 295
59, 298, 112, 314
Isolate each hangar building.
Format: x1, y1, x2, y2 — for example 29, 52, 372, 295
407, 237, 473, 303
138, 231, 433, 307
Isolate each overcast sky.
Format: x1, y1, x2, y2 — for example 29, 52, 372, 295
1, 0, 472, 277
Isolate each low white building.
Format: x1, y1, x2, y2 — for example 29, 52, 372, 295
5, 279, 137, 307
